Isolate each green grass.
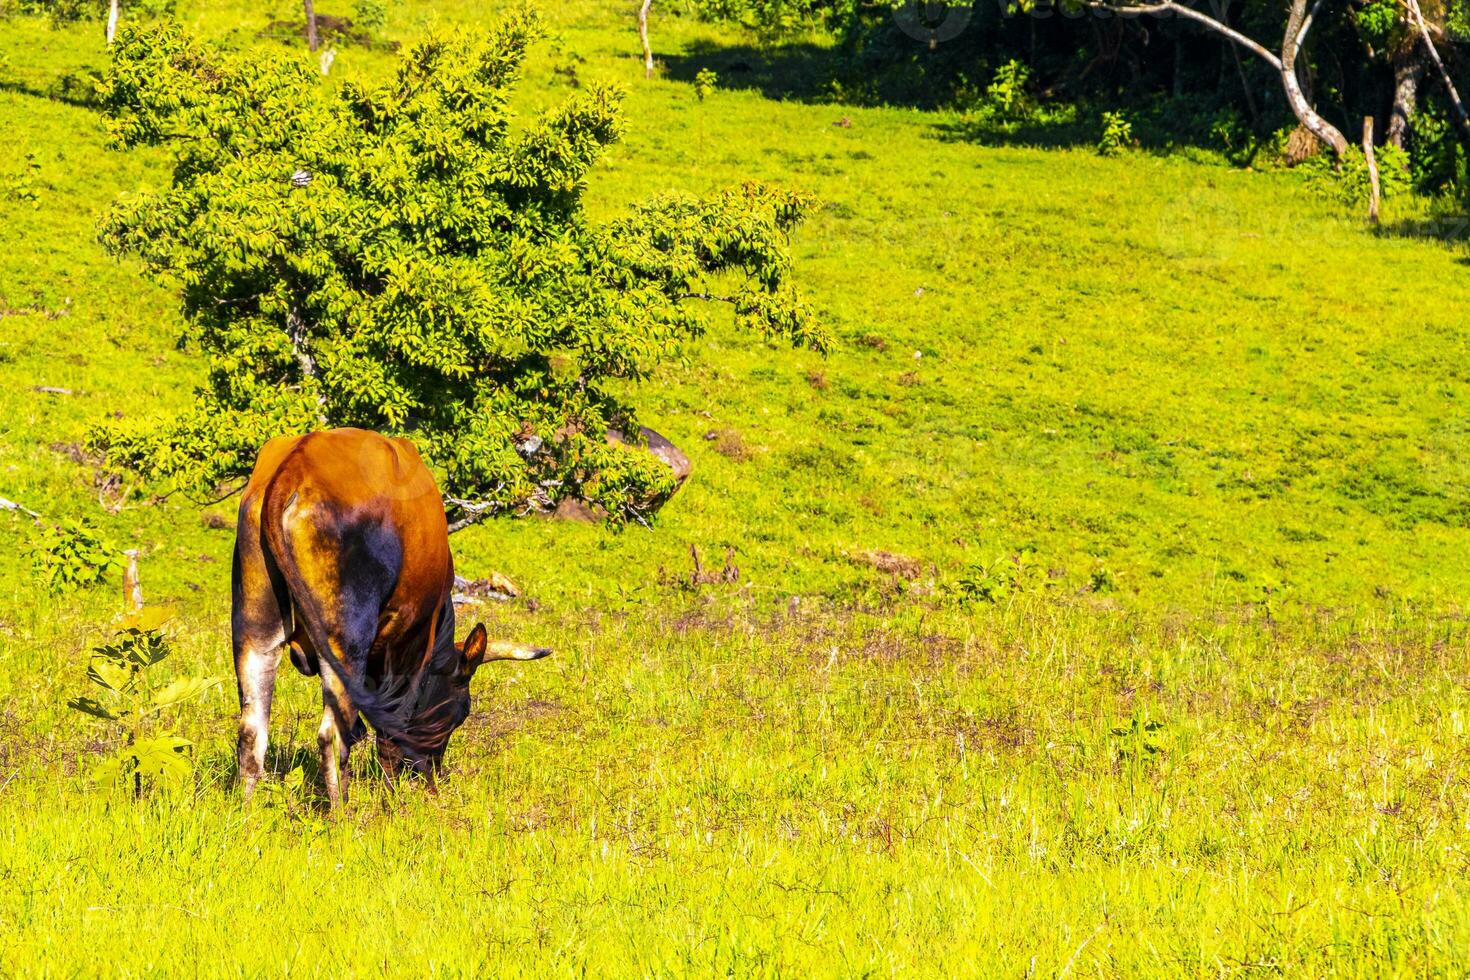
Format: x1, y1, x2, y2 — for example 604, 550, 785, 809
4, 2, 1470, 974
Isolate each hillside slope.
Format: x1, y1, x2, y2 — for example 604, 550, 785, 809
2, 3, 1470, 974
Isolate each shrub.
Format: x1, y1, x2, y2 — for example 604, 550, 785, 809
1097, 111, 1134, 156
29, 518, 116, 592
970, 60, 1035, 126
1299, 144, 1412, 206
694, 67, 718, 102
353, 0, 388, 32
89, 15, 827, 525
954, 549, 1045, 604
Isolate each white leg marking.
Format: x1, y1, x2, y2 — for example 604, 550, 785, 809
236, 633, 285, 798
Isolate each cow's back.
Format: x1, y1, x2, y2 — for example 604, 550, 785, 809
239, 429, 453, 671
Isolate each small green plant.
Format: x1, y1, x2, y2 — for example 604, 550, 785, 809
694, 67, 718, 102
3, 152, 40, 208
1088, 560, 1116, 594
1110, 715, 1165, 764
954, 549, 1043, 604
1300, 144, 1412, 206
978, 60, 1033, 124
67, 622, 217, 794
1256, 574, 1289, 623
29, 518, 116, 592
252, 762, 325, 826
353, 0, 388, 32
1097, 111, 1134, 156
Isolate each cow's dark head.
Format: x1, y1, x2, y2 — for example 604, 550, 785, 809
376, 623, 552, 778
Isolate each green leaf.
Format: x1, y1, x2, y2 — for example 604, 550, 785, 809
148, 677, 219, 713
283, 764, 305, 794
86, 656, 136, 693
130, 735, 195, 786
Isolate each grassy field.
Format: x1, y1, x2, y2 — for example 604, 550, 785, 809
4, 1, 1470, 974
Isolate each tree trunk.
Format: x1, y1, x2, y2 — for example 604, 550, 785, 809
1403, 0, 1470, 158
1363, 116, 1380, 223
1387, 43, 1423, 149
106, 0, 119, 45
304, 0, 319, 53
287, 304, 328, 424
1111, 0, 1348, 154
1280, 0, 1349, 157
638, 0, 654, 79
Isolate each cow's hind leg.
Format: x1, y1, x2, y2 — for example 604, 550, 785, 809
275, 500, 401, 810
236, 636, 284, 799
304, 574, 384, 810
318, 665, 362, 809
232, 518, 290, 800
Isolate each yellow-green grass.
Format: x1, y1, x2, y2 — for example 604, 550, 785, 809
3, 1, 1470, 974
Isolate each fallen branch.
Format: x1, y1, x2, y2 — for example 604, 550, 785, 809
445, 495, 506, 534
0, 497, 40, 519
32, 386, 75, 395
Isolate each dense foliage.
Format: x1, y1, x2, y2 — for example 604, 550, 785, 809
692, 0, 1470, 197
90, 14, 826, 523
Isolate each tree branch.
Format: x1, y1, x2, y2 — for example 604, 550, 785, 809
1101, 0, 1348, 155
0, 496, 40, 519
1097, 1, 1281, 69
1400, 0, 1470, 154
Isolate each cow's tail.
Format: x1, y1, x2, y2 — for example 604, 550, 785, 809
259, 459, 428, 764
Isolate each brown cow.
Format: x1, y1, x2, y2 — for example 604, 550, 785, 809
233, 428, 549, 807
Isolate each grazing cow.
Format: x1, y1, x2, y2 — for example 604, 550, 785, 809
233, 428, 549, 807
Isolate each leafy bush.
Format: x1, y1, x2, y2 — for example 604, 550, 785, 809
353, 0, 388, 32
2, 152, 40, 208
695, 0, 855, 40
694, 67, 718, 102
971, 60, 1034, 126
29, 518, 116, 592
67, 621, 217, 794
1097, 111, 1134, 156
89, 15, 826, 525
1406, 103, 1469, 199
954, 549, 1045, 604
1300, 144, 1412, 206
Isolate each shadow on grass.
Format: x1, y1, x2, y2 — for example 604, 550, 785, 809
932, 113, 1098, 150
662, 39, 852, 105
1372, 215, 1470, 252
0, 72, 104, 110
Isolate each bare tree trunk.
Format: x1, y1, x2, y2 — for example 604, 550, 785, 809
1106, 0, 1349, 156
106, 0, 119, 45
1387, 42, 1423, 149
287, 304, 328, 425
304, 0, 319, 53
1403, 0, 1470, 157
1363, 116, 1381, 223
638, 0, 654, 79
1280, 0, 1349, 156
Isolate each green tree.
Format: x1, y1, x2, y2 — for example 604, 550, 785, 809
91, 13, 826, 525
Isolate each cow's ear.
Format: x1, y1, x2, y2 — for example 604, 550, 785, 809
460, 624, 488, 676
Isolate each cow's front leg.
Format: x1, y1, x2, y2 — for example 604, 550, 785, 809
317, 666, 359, 809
